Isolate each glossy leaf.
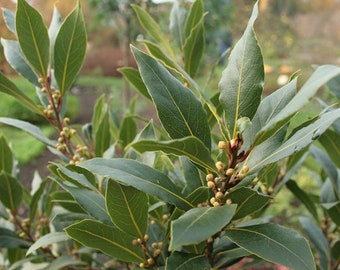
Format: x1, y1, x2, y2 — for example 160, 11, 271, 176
183, 0, 204, 77
132, 4, 174, 59
184, 0, 204, 38
2, 8, 15, 33
0, 117, 55, 147
299, 217, 330, 270
0, 228, 29, 249
29, 179, 48, 221
94, 111, 111, 157
141, 40, 183, 78
53, 178, 112, 224
1, 39, 40, 86
54, 163, 97, 190
106, 180, 148, 238
331, 241, 340, 263
248, 109, 340, 172
48, 5, 62, 67
16, 0, 49, 78
80, 158, 195, 210
327, 74, 340, 99
243, 78, 297, 149
0, 171, 23, 211
319, 129, 340, 167
258, 65, 340, 140
286, 180, 319, 221
310, 145, 340, 198
26, 232, 69, 255
166, 251, 210, 270
225, 187, 271, 220
132, 46, 211, 149
130, 137, 216, 173
0, 136, 14, 174
0, 74, 43, 115
119, 115, 137, 148
169, 204, 237, 250
219, 1, 263, 138
118, 67, 151, 100
169, 1, 186, 49
54, 1, 87, 95
322, 202, 340, 226
65, 219, 145, 263
214, 243, 251, 269
41, 256, 85, 270
183, 18, 204, 78
225, 223, 316, 270
185, 187, 210, 206
181, 156, 206, 196
51, 191, 87, 213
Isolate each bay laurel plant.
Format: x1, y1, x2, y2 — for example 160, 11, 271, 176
0, 0, 340, 269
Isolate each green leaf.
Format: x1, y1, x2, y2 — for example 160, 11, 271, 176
41, 256, 85, 270
118, 67, 151, 100
225, 187, 271, 220
248, 109, 340, 172
0, 228, 29, 249
94, 111, 111, 157
185, 187, 210, 206
219, 1, 263, 138
310, 145, 340, 198
166, 251, 210, 270
0, 117, 55, 147
65, 219, 145, 263
132, 46, 211, 149
184, 0, 204, 38
132, 4, 175, 59
16, 0, 49, 78
243, 78, 297, 149
26, 232, 69, 255
183, 18, 204, 78
141, 40, 184, 78
322, 202, 340, 226
169, 204, 237, 250
54, 1, 87, 95
106, 180, 148, 238
169, 1, 187, 49
119, 115, 137, 148
258, 65, 340, 140
299, 217, 330, 270
1, 39, 40, 86
29, 179, 48, 221
80, 158, 195, 210
286, 180, 319, 221
2, 8, 16, 33
54, 163, 97, 190
130, 137, 216, 173
225, 223, 316, 270
181, 156, 206, 196
183, 0, 205, 77
0, 74, 43, 115
0, 171, 23, 211
213, 243, 252, 269
0, 136, 14, 174
319, 129, 340, 167
331, 241, 340, 263
51, 191, 87, 213
53, 178, 112, 224
48, 5, 62, 68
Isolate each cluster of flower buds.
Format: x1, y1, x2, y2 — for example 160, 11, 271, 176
132, 234, 162, 268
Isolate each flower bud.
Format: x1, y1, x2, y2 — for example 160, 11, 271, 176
207, 181, 215, 189
225, 168, 235, 176
226, 199, 232, 205
215, 191, 224, 200
218, 141, 227, 149
205, 173, 214, 182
